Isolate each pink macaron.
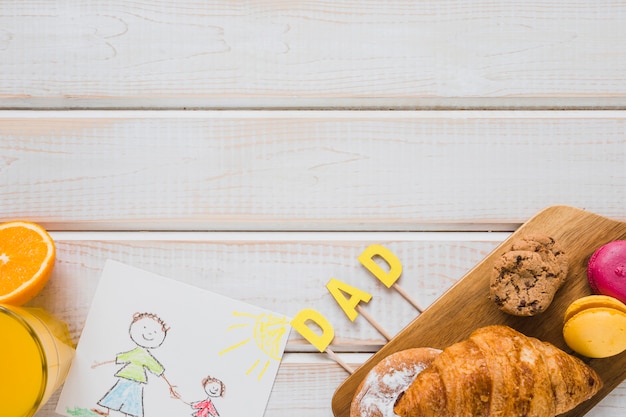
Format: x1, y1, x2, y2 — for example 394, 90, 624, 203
587, 240, 626, 304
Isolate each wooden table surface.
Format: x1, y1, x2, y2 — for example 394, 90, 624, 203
1, 2, 625, 416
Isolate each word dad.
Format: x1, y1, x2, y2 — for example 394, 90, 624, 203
290, 244, 402, 352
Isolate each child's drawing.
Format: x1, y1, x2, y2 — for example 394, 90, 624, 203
91, 313, 179, 417
219, 311, 288, 380
181, 375, 225, 417
57, 260, 291, 417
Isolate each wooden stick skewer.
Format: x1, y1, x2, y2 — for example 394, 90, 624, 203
356, 305, 393, 341
326, 347, 354, 374
393, 283, 424, 313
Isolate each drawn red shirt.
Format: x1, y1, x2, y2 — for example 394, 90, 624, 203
192, 399, 219, 417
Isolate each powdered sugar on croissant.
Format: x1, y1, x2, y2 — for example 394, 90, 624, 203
350, 347, 441, 417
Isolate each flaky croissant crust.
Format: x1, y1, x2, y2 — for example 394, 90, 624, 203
394, 325, 602, 417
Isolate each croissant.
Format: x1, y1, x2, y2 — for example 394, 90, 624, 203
394, 325, 602, 417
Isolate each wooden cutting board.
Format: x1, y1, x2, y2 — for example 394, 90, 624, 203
332, 205, 626, 417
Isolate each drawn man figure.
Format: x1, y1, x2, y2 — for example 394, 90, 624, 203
91, 312, 179, 417
183, 375, 226, 417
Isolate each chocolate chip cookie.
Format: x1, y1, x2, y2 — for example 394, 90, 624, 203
490, 234, 568, 316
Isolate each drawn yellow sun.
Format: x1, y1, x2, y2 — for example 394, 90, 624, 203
219, 311, 289, 380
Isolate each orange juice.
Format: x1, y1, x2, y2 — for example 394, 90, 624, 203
0, 305, 75, 417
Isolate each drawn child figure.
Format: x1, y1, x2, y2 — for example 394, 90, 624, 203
188, 375, 226, 417
91, 312, 179, 417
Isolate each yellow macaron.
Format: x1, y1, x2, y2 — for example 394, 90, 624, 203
564, 294, 626, 323
563, 295, 626, 358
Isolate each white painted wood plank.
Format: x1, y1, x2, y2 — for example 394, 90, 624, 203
28, 230, 626, 416
35, 359, 626, 417
38, 354, 361, 417
35, 357, 626, 417
34, 232, 504, 349
1, 111, 625, 230
1, 1, 626, 108
37, 233, 495, 417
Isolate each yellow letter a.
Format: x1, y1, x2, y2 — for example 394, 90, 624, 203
326, 278, 372, 322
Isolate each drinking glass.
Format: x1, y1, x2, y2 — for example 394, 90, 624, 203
0, 305, 75, 417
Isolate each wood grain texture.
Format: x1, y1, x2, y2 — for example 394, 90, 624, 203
33, 232, 502, 348
333, 206, 626, 417
38, 353, 366, 417
27, 227, 626, 417
1, 111, 625, 231
6, 3, 626, 417
32, 232, 497, 417
1, 1, 626, 108
32, 359, 626, 417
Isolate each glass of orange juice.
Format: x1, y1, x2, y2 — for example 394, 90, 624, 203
0, 304, 75, 417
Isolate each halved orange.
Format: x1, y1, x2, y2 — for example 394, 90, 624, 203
0, 221, 55, 305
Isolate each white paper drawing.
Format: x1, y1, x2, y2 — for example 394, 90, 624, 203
56, 260, 291, 417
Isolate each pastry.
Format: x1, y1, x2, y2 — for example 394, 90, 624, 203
587, 240, 626, 303
394, 325, 602, 417
350, 347, 441, 417
490, 233, 568, 316
563, 295, 626, 358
